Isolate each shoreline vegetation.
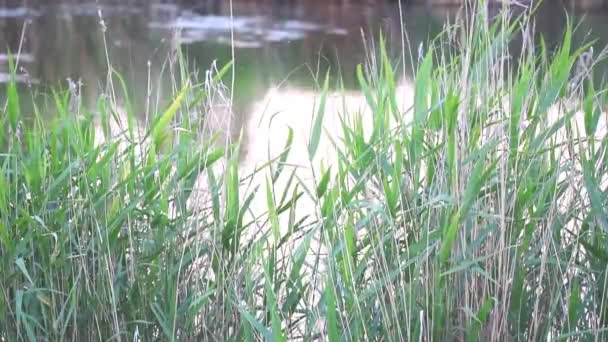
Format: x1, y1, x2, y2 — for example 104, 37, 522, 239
2, 1, 608, 341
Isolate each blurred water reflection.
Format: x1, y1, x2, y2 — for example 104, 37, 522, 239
235, 80, 415, 226
0, 0, 607, 161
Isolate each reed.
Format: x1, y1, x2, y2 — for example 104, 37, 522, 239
1, 2, 608, 341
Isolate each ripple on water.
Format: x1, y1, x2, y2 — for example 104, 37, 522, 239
0, 7, 40, 18
149, 13, 347, 46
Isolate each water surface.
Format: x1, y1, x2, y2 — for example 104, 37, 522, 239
1, 1, 607, 152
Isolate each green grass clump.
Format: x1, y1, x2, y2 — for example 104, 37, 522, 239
2, 2, 608, 341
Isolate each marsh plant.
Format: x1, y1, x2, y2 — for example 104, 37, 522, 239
1, 2, 608, 341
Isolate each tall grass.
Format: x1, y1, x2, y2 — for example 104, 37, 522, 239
2, 2, 608, 341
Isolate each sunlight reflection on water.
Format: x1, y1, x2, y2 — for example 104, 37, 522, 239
237, 80, 415, 226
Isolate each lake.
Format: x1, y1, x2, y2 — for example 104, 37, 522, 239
1, 0, 607, 154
